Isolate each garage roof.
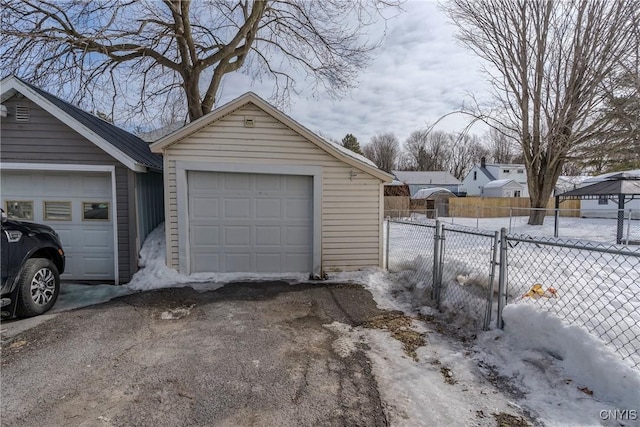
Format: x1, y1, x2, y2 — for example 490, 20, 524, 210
151, 92, 393, 182
1, 76, 162, 172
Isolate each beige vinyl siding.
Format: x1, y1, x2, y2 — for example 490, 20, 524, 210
164, 103, 383, 272
1, 96, 135, 282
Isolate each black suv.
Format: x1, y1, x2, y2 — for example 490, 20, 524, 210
1, 210, 65, 318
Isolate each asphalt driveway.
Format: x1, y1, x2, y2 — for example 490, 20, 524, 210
1, 282, 389, 427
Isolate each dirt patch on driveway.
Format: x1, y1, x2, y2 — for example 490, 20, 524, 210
1, 282, 389, 427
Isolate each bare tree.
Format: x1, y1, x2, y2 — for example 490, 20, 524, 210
403, 130, 429, 170
363, 133, 399, 173
447, 133, 488, 180
485, 127, 518, 164
445, 0, 637, 224
0, 0, 399, 125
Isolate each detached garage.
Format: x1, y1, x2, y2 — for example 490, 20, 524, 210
1, 76, 164, 284
151, 93, 392, 276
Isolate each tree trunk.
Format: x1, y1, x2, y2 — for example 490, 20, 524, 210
527, 156, 563, 225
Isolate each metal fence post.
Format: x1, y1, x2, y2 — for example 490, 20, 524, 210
496, 227, 508, 329
484, 230, 500, 330
432, 220, 442, 303
626, 209, 632, 245
385, 218, 391, 270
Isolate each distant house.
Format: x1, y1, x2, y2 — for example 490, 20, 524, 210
461, 158, 528, 197
482, 179, 524, 198
391, 170, 462, 197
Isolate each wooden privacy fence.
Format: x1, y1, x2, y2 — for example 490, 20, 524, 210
448, 197, 580, 218
384, 196, 410, 217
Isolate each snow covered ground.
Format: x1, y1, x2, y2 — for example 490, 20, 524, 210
52, 222, 640, 426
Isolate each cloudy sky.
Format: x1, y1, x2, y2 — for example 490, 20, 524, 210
216, 1, 492, 146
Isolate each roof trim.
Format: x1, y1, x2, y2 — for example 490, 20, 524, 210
151, 92, 393, 182
1, 76, 146, 172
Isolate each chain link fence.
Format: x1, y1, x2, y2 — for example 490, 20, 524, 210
504, 234, 640, 368
386, 218, 640, 368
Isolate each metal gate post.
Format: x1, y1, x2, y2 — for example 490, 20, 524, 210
385, 218, 391, 270
484, 230, 500, 330
431, 220, 442, 303
496, 227, 508, 329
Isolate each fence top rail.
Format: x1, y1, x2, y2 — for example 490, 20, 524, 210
443, 224, 498, 238
506, 234, 640, 257
388, 219, 437, 229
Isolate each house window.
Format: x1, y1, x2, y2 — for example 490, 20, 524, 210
503, 169, 510, 174
517, 169, 524, 174
473, 171, 477, 181
514, 190, 521, 197
5, 200, 33, 220
44, 201, 72, 221
598, 196, 609, 205
83, 202, 109, 221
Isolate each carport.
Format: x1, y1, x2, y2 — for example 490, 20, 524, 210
554, 172, 640, 244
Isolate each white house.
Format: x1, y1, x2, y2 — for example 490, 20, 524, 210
482, 179, 525, 198
461, 158, 528, 197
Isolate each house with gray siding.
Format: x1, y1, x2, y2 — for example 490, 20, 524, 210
0, 76, 163, 284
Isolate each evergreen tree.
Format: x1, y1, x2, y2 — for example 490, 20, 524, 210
341, 133, 363, 155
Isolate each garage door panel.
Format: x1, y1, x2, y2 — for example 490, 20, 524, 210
285, 225, 311, 245
224, 226, 251, 246
191, 197, 219, 219
225, 253, 252, 271
256, 174, 282, 191
84, 256, 113, 276
285, 175, 311, 193
255, 198, 281, 218
285, 254, 310, 271
285, 198, 312, 219
192, 225, 220, 245
188, 171, 312, 273
256, 254, 282, 272
83, 229, 112, 249
224, 198, 251, 218
255, 226, 281, 246
224, 174, 251, 191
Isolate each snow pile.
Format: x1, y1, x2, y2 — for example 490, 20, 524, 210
359, 270, 640, 426
128, 223, 309, 292
496, 304, 640, 409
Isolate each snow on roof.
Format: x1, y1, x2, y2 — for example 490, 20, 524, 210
385, 179, 405, 186
583, 169, 640, 184
412, 187, 456, 200
392, 170, 461, 185
484, 179, 522, 189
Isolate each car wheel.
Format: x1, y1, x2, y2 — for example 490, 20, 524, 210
15, 258, 60, 318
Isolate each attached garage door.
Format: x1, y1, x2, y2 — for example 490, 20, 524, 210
1, 170, 115, 281
188, 171, 313, 273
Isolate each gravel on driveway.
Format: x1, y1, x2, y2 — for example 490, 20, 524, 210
1, 281, 390, 427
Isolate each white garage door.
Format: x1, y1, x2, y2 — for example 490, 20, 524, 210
188, 171, 313, 273
1, 170, 115, 281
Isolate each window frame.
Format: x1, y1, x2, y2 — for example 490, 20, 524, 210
4, 200, 34, 220
43, 200, 72, 221
82, 201, 110, 222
